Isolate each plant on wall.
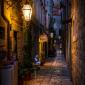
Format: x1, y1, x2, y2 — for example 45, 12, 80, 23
19, 26, 33, 79
24, 28, 33, 70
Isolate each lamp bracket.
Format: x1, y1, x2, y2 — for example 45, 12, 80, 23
5, 0, 22, 9
5, 0, 33, 9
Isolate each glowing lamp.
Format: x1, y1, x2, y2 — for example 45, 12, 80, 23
22, 4, 32, 21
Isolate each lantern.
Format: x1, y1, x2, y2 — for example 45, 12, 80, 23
22, 4, 32, 21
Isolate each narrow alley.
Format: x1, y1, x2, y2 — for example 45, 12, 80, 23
24, 50, 73, 85
1, 0, 85, 85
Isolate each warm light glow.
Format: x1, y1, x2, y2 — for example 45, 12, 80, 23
50, 33, 53, 38
39, 34, 48, 42
22, 4, 32, 21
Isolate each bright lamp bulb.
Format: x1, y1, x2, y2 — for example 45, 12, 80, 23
22, 4, 32, 21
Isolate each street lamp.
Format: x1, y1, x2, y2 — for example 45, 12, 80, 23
22, 4, 32, 21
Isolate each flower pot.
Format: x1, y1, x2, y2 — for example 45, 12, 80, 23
24, 73, 32, 81
18, 78, 24, 85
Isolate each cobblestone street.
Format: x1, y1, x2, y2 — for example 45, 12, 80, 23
24, 52, 73, 85
1, 0, 85, 85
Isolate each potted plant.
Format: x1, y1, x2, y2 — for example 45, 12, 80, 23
18, 29, 33, 84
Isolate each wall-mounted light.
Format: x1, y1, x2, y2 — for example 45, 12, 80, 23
22, 1, 32, 21
50, 32, 54, 38
5, 0, 32, 21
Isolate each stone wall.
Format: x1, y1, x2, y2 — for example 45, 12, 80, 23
71, 0, 85, 85
0, 0, 24, 63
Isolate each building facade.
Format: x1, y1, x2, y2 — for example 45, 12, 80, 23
33, 0, 54, 61
0, 0, 24, 85
61, 0, 85, 85
0, 0, 54, 85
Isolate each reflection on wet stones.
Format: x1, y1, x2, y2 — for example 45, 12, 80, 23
24, 55, 73, 85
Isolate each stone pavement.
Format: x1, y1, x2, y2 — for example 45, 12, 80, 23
24, 53, 73, 85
